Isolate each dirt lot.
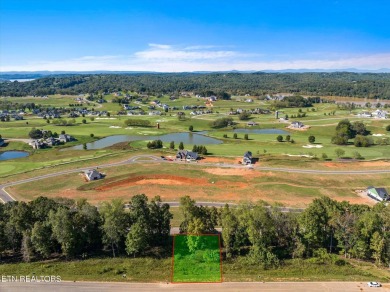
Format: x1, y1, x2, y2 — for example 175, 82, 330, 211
323, 160, 390, 169
8, 162, 388, 207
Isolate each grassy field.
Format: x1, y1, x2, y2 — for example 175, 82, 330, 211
0, 256, 388, 283
1, 94, 389, 206
7, 161, 390, 207
172, 235, 222, 282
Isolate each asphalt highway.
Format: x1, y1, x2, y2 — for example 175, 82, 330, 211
1, 281, 389, 292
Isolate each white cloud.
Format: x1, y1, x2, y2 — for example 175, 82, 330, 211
1, 44, 390, 72
135, 44, 238, 61
148, 43, 172, 50
184, 45, 219, 50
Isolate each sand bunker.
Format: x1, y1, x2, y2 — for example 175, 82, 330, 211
302, 144, 323, 148
373, 134, 385, 137
286, 125, 310, 131
109, 126, 122, 128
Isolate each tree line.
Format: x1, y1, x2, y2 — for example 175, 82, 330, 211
331, 119, 390, 146
1, 72, 390, 98
0, 195, 388, 268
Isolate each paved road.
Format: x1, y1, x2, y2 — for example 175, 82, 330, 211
1, 281, 389, 292
1, 154, 390, 203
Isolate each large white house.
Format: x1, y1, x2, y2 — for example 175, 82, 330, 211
372, 109, 388, 119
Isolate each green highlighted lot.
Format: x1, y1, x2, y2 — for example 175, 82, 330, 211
172, 234, 222, 283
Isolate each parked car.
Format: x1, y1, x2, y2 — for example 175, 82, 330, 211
367, 282, 381, 287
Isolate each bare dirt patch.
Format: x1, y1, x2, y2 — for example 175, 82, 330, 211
203, 168, 269, 178
198, 156, 237, 164
134, 179, 185, 185
323, 160, 390, 169
95, 174, 208, 191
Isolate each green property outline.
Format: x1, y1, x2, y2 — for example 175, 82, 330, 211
171, 234, 222, 283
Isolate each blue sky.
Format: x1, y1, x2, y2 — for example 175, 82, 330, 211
1, 0, 390, 71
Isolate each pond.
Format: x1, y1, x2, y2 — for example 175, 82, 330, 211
67, 132, 222, 150
233, 128, 288, 134
0, 151, 30, 161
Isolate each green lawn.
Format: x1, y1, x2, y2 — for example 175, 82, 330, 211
0, 255, 388, 283
172, 235, 222, 283
1, 95, 389, 182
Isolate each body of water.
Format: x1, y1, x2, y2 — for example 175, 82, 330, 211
233, 128, 288, 134
68, 132, 222, 150
9, 79, 36, 82
0, 151, 30, 161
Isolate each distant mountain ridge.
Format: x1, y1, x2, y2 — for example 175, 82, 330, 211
1, 68, 390, 79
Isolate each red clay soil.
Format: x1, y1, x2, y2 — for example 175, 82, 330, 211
95, 174, 209, 191
323, 161, 390, 169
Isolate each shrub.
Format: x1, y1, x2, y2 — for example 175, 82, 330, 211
146, 139, 163, 149
238, 112, 251, 120
386, 125, 390, 131
286, 135, 291, 142
29, 128, 43, 139
354, 135, 373, 147
244, 134, 249, 140
321, 153, 328, 160
189, 125, 194, 132
353, 151, 363, 159
233, 133, 238, 139
308, 135, 315, 143
210, 117, 233, 128
178, 142, 184, 150
276, 135, 283, 142
124, 119, 151, 127
82, 119, 87, 124
335, 148, 345, 158
169, 141, 175, 149
90, 133, 94, 137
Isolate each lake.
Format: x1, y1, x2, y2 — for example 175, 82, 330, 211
9, 79, 36, 82
233, 128, 288, 134
0, 151, 30, 161
67, 132, 222, 150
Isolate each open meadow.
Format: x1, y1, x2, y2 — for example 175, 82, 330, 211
7, 160, 390, 207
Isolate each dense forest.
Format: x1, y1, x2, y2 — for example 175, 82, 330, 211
1, 72, 390, 98
0, 195, 389, 269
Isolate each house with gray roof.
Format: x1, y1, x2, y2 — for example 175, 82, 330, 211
176, 150, 199, 161
367, 186, 389, 202
84, 169, 104, 181
291, 121, 304, 128
243, 151, 252, 165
